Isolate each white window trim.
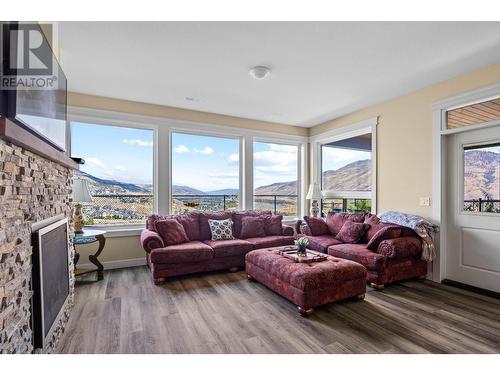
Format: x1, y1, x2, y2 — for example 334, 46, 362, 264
431, 82, 500, 283
310, 117, 378, 214
68, 106, 308, 231
69, 109, 159, 232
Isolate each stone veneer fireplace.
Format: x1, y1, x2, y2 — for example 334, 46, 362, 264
0, 138, 75, 353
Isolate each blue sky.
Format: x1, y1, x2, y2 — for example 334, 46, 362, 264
71, 122, 154, 185
72, 122, 371, 191
172, 132, 240, 191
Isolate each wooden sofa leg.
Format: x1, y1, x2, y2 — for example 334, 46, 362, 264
247, 274, 255, 281
355, 293, 365, 301
298, 306, 314, 317
229, 267, 239, 272
370, 283, 385, 291
153, 277, 166, 285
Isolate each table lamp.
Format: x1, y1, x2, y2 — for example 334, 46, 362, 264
306, 183, 323, 217
71, 179, 92, 233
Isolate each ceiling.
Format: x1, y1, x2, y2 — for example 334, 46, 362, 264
58, 22, 500, 127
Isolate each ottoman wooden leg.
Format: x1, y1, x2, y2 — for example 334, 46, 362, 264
370, 283, 385, 290
153, 277, 166, 285
247, 274, 255, 281
298, 306, 314, 317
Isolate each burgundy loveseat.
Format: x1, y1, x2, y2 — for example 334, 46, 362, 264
296, 212, 428, 289
141, 210, 294, 284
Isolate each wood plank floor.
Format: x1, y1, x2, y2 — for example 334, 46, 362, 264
57, 266, 500, 354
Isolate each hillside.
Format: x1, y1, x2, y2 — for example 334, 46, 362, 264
322, 159, 371, 191
77, 152, 498, 201
254, 159, 371, 195
464, 150, 500, 200
172, 185, 205, 195
75, 171, 152, 194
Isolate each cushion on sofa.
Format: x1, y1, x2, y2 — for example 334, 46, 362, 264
204, 239, 253, 258
154, 218, 190, 246
325, 212, 366, 235
366, 225, 402, 251
175, 212, 202, 241
147, 213, 201, 241
240, 216, 266, 238
303, 235, 342, 253
149, 241, 214, 264
264, 215, 283, 236
245, 235, 295, 249
328, 243, 386, 271
208, 218, 235, 240
232, 210, 272, 238
335, 221, 369, 244
199, 211, 234, 240
303, 216, 329, 235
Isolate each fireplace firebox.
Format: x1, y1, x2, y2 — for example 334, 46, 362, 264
31, 217, 71, 350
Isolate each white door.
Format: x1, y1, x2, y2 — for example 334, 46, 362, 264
446, 125, 500, 292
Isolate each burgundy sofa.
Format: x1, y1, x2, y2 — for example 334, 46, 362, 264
296, 212, 428, 289
141, 210, 294, 284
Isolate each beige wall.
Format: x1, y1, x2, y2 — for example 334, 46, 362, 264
76, 235, 144, 268
68, 92, 308, 137
311, 62, 500, 218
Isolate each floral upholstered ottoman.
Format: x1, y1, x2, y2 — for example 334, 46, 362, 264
245, 247, 367, 316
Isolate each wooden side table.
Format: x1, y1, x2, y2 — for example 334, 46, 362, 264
73, 229, 106, 280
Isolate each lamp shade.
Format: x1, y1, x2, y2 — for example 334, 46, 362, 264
306, 183, 323, 200
71, 179, 92, 202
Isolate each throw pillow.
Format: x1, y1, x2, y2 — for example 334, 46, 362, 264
335, 221, 369, 244
240, 216, 267, 238
326, 212, 366, 235
366, 225, 403, 251
264, 215, 283, 236
233, 210, 272, 238
303, 216, 329, 236
199, 211, 233, 240
154, 218, 189, 246
208, 218, 235, 240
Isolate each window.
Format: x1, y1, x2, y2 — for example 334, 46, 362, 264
321, 133, 372, 215
463, 142, 500, 213
171, 132, 240, 214
447, 98, 500, 129
253, 142, 298, 217
71, 122, 154, 225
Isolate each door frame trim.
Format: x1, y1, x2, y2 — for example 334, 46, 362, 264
431, 82, 500, 283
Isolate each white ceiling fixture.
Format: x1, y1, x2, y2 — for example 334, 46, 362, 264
58, 22, 500, 127
249, 66, 271, 80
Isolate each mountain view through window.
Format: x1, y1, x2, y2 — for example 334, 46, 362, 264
463, 143, 500, 213
71, 122, 154, 225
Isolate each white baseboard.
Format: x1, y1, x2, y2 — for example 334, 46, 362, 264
77, 257, 146, 271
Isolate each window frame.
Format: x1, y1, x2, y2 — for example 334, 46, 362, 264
68, 106, 309, 232
252, 138, 303, 220
68, 110, 159, 232
310, 117, 378, 214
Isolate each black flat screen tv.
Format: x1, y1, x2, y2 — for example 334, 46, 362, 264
2, 22, 67, 151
